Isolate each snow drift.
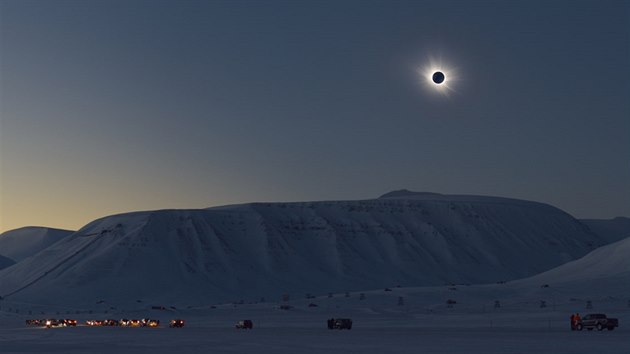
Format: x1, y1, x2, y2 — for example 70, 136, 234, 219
0, 191, 602, 307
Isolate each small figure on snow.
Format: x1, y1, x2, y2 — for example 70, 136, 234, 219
574, 313, 581, 329
570, 313, 581, 330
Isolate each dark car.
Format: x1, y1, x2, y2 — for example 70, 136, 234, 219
45, 319, 62, 328
577, 314, 619, 331
26, 319, 44, 326
235, 320, 253, 329
62, 319, 77, 327
86, 320, 105, 326
327, 318, 352, 330
146, 319, 160, 327
170, 319, 185, 328
103, 319, 119, 326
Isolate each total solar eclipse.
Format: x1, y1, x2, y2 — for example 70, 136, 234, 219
432, 71, 445, 84
418, 58, 457, 96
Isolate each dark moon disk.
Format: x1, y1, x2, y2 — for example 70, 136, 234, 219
432, 71, 445, 84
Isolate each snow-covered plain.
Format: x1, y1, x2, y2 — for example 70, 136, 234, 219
1, 284, 629, 354
2, 236, 629, 353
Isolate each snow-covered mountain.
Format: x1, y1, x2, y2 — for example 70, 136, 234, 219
0, 226, 74, 262
0, 191, 602, 307
515, 235, 630, 294
580, 217, 630, 244
0, 254, 15, 271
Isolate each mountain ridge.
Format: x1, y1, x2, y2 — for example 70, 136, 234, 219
0, 192, 602, 307
0, 226, 74, 263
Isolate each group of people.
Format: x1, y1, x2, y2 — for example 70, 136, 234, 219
570, 313, 581, 330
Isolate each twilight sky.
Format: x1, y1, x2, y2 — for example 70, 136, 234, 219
1, 0, 629, 233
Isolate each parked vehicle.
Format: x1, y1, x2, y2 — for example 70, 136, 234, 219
86, 320, 105, 326
27, 319, 75, 328
146, 319, 160, 327
327, 318, 352, 330
103, 319, 119, 326
25, 319, 44, 326
129, 319, 142, 327
235, 320, 253, 329
61, 319, 77, 327
45, 319, 62, 328
577, 314, 619, 331
170, 319, 185, 328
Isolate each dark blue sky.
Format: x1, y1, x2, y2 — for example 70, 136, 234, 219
1, 0, 629, 232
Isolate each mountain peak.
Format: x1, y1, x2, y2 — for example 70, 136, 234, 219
378, 190, 443, 199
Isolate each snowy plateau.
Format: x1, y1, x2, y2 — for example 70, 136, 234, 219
1, 190, 629, 353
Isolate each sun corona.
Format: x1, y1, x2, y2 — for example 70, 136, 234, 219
418, 58, 457, 96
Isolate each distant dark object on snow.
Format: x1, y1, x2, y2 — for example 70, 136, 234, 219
327, 318, 352, 330
575, 314, 618, 331
170, 319, 185, 328
235, 320, 253, 329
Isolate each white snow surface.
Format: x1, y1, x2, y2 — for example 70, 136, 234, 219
0, 193, 603, 308
1, 310, 629, 354
1, 271, 629, 354
0, 226, 74, 262
516, 235, 630, 293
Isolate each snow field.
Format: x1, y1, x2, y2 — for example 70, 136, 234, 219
2, 305, 629, 354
